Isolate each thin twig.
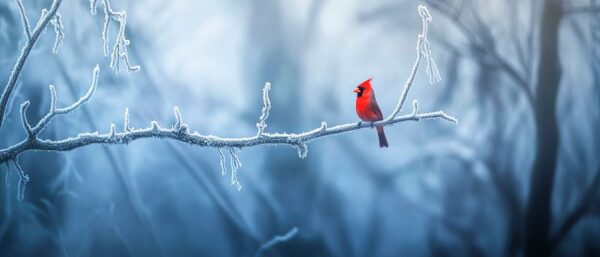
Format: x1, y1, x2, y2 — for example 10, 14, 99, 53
253, 227, 299, 257
387, 5, 440, 121
15, 0, 32, 40
0, 0, 63, 129
90, 0, 140, 73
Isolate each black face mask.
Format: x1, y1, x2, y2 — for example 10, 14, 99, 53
356, 86, 365, 98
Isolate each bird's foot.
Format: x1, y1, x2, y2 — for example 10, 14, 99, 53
357, 121, 363, 127
369, 121, 376, 128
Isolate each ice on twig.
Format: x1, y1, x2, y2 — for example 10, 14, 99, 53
229, 148, 242, 191
50, 12, 64, 54
109, 123, 116, 137
417, 5, 441, 84
411, 99, 419, 116
173, 106, 182, 129
91, 0, 140, 73
14, 160, 29, 201
218, 148, 226, 176
256, 82, 272, 136
124, 108, 130, 132
16, 0, 32, 40
20, 101, 33, 136
297, 143, 308, 159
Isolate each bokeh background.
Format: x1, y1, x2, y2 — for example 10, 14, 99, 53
1, 0, 599, 256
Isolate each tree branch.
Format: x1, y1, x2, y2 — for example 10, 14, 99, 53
387, 5, 441, 121
12, 159, 29, 201
0, 103, 457, 164
253, 227, 299, 257
0, 4, 457, 195
15, 0, 32, 41
90, 0, 140, 73
0, 0, 63, 129
256, 82, 272, 137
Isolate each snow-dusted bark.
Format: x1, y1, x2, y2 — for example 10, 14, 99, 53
0, 4, 456, 197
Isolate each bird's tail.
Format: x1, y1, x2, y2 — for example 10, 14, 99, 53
376, 126, 388, 148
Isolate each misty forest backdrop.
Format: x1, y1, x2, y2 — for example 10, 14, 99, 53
1, 0, 599, 256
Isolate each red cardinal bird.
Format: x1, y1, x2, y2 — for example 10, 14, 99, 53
354, 78, 388, 148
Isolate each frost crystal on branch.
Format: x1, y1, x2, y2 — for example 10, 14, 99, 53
297, 143, 308, 159
216, 148, 243, 190
218, 149, 226, 176
89, 0, 99, 15
49, 13, 64, 54
173, 106, 182, 129
256, 82, 272, 137
124, 108, 130, 132
150, 121, 160, 133
387, 5, 442, 121
417, 6, 440, 84
19, 101, 33, 137
90, 0, 140, 73
229, 148, 243, 191
109, 123, 116, 137
34, 8, 63, 54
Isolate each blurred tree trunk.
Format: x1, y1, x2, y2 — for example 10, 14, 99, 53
524, 1, 563, 256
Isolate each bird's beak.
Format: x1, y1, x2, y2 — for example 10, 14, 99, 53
353, 88, 360, 93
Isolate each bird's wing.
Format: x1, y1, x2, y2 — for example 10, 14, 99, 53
369, 100, 384, 120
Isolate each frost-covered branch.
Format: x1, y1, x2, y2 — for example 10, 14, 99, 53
0, 5, 456, 196
386, 5, 440, 121
253, 227, 299, 257
228, 148, 242, 191
31, 65, 99, 136
15, 0, 32, 40
1, 66, 98, 200
49, 12, 64, 54
0, 95, 456, 173
0, 0, 63, 129
256, 82, 272, 137
2, 104, 455, 161
90, 0, 140, 74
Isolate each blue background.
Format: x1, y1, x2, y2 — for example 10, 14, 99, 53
1, 0, 599, 256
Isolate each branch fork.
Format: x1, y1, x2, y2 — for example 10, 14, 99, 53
1, 4, 457, 197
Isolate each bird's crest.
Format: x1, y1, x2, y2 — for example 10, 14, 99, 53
359, 78, 373, 88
